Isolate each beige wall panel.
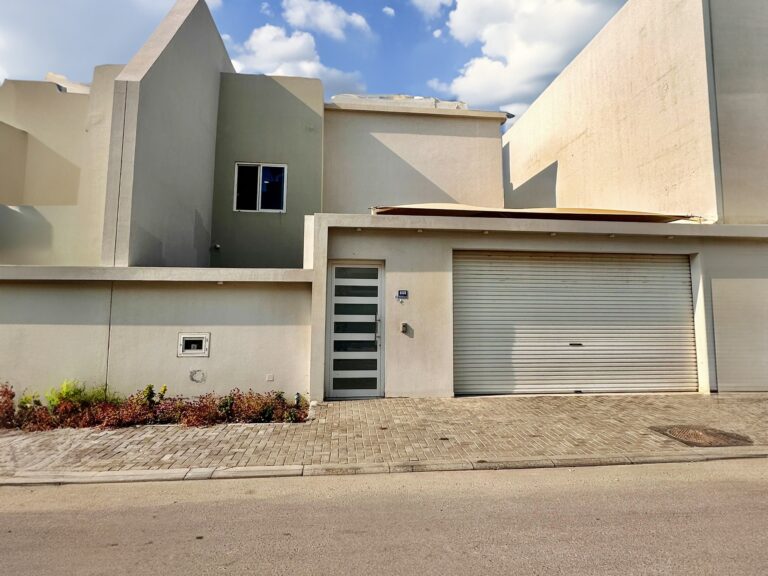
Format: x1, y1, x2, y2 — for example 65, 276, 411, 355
0, 283, 111, 396
0, 121, 28, 204
106, 283, 311, 398
503, 0, 718, 220
325, 226, 768, 398
709, 0, 768, 224
210, 74, 323, 268
112, 0, 234, 267
324, 110, 504, 213
712, 279, 768, 391
0, 67, 120, 265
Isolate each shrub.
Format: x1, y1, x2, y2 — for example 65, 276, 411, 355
0, 384, 15, 429
46, 380, 121, 410
154, 396, 187, 425
180, 394, 226, 427
1, 383, 307, 430
113, 394, 154, 427
16, 405, 56, 432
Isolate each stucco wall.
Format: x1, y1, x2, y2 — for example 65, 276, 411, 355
320, 225, 768, 398
323, 109, 504, 213
0, 66, 120, 265
0, 282, 112, 395
502, 0, 719, 221
0, 280, 311, 399
106, 0, 234, 267
107, 282, 311, 397
712, 279, 768, 391
709, 0, 768, 224
210, 74, 323, 268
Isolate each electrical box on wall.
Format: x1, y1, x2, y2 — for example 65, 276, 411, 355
177, 333, 210, 358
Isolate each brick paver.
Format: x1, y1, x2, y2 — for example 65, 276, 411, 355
0, 394, 766, 476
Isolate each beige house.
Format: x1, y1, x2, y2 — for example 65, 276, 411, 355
1, 0, 767, 400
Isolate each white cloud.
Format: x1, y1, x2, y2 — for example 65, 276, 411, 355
383, 6, 396, 17
432, 0, 624, 111
205, 0, 223, 9
432, 29, 443, 38
260, 2, 274, 17
230, 25, 365, 94
282, 0, 370, 41
427, 78, 450, 93
410, 0, 453, 19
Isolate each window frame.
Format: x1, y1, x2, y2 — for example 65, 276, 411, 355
233, 162, 288, 214
177, 332, 211, 358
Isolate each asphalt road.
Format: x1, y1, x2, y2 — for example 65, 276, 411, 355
1, 460, 766, 575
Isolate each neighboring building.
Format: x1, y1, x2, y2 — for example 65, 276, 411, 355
1, 0, 767, 401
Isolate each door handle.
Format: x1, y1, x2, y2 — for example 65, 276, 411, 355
375, 316, 381, 342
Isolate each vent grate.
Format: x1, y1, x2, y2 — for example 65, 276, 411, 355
651, 425, 753, 448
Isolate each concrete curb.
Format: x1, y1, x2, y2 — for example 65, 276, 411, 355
1, 449, 766, 486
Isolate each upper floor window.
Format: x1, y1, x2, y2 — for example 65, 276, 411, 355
234, 163, 287, 212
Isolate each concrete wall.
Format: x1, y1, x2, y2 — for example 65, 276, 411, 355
324, 109, 504, 213
0, 280, 311, 399
105, 0, 234, 267
709, 0, 768, 224
0, 66, 121, 265
502, 0, 719, 221
712, 279, 768, 391
315, 221, 768, 398
0, 282, 112, 395
210, 74, 323, 268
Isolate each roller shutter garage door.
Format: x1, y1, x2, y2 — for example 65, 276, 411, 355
453, 252, 698, 394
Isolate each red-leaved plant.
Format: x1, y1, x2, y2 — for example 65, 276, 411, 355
0, 384, 15, 429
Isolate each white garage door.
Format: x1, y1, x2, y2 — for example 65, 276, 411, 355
453, 252, 698, 394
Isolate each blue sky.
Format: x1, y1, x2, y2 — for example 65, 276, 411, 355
0, 0, 626, 116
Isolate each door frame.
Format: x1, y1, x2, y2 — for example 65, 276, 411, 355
325, 261, 385, 399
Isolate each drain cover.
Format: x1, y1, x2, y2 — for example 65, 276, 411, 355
651, 425, 753, 448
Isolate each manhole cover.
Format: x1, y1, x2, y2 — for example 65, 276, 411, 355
651, 425, 753, 448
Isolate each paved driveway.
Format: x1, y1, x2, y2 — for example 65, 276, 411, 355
1, 394, 766, 475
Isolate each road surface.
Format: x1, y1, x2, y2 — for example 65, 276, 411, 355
1, 460, 766, 575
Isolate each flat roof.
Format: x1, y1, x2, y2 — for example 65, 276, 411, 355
324, 102, 508, 123
373, 204, 694, 224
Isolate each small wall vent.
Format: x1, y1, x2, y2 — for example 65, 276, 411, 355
178, 333, 210, 358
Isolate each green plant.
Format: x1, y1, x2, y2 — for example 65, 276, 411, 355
17, 392, 42, 409
46, 380, 121, 410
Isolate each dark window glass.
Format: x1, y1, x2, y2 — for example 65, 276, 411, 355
334, 340, 377, 352
183, 338, 204, 351
235, 165, 260, 211
260, 165, 286, 211
335, 285, 378, 297
335, 267, 378, 279
334, 322, 376, 334
333, 358, 377, 371
333, 378, 378, 390
334, 304, 378, 316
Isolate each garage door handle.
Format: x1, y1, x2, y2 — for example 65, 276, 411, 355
569, 343, 584, 347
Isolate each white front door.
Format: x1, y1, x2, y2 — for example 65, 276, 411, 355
326, 263, 384, 398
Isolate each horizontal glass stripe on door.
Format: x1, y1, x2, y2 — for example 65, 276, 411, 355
334, 322, 376, 334
334, 340, 378, 352
333, 358, 378, 371
333, 377, 378, 390
335, 303, 378, 315
335, 285, 378, 298
335, 267, 379, 279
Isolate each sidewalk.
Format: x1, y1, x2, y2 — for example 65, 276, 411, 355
1, 394, 766, 484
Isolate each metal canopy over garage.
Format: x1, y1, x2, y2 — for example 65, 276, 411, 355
453, 252, 699, 395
